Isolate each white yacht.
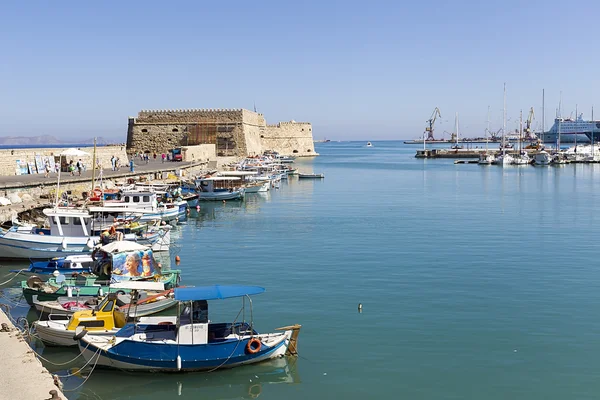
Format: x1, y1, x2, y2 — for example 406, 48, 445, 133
366, 142, 373, 147
534, 150, 552, 165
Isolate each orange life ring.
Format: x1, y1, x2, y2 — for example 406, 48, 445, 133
246, 337, 261, 354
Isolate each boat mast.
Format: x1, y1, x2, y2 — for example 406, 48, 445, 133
575, 104, 578, 149
455, 112, 459, 148
519, 110, 523, 153
542, 89, 545, 146
557, 91, 562, 151
502, 83, 506, 154
486, 106, 490, 152
593, 106, 595, 157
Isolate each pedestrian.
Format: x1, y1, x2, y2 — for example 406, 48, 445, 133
69, 160, 75, 176
111, 155, 116, 171
76, 159, 83, 176
139, 152, 144, 161
115, 157, 120, 171
129, 159, 135, 172
145, 153, 149, 164
153, 152, 157, 160
44, 161, 51, 178
161, 153, 166, 163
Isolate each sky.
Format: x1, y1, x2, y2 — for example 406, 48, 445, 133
1, 0, 599, 141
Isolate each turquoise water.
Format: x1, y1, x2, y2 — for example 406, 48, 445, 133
2, 140, 600, 399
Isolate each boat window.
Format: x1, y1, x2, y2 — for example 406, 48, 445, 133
80, 320, 105, 328
143, 196, 150, 202
73, 218, 82, 226
133, 196, 140, 203
125, 196, 130, 203
59, 217, 70, 225
102, 300, 115, 313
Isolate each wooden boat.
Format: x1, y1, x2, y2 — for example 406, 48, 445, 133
34, 292, 128, 347
21, 241, 181, 305
32, 287, 176, 318
14, 255, 94, 275
77, 285, 301, 372
298, 173, 324, 179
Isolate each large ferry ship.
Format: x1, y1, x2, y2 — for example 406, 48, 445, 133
540, 115, 598, 144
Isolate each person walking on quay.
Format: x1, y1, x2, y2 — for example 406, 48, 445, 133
145, 153, 149, 164
129, 159, 135, 173
161, 153, 166, 163
44, 160, 51, 178
153, 152, 157, 160
76, 159, 83, 176
111, 155, 116, 171
115, 157, 120, 171
68, 160, 75, 176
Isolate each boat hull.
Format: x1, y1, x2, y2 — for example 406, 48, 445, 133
78, 330, 292, 371
35, 319, 117, 347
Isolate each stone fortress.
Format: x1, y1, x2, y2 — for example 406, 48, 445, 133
126, 108, 317, 158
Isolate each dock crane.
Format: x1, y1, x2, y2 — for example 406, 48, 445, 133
524, 107, 536, 140
424, 107, 442, 141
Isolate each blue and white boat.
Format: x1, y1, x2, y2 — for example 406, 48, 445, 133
77, 285, 301, 372
194, 177, 245, 201
16, 254, 94, 275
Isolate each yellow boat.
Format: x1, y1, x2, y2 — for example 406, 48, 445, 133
34, 293, 127, 347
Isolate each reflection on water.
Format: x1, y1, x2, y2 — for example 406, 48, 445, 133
67, 356, 300, 399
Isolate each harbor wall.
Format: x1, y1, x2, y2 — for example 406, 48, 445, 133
180, 144, 216, 162
262, 121, 316, 156
127, 108, 316, 157
0, 310, 65, 399
0, 146, 130, 177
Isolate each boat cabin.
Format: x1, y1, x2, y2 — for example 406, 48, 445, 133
42, 208, 94, 238
66, 293, 127, 332
194, 177, 241, 193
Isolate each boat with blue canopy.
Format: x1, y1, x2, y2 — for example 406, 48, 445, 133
77, 285, 301, 372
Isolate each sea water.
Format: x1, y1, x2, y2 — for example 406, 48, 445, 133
2, 141, 600, 399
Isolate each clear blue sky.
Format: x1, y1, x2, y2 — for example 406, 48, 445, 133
1, 0, 598, 141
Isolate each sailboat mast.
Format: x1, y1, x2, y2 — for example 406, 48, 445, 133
575, 104, 578, 149
486, 106, 490, 151
593, 106, 595, 157
519, 110, 523, 153
455, 112, 459, 147
502, 83, 506, 153
542, 89, 545, 144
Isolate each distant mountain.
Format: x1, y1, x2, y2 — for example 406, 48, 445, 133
0, 135, 120, 146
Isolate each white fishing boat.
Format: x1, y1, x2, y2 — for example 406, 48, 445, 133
478, 153, 495, 165
194, 177, 245, 201
219, 171, 269, 193
366, 142, 373, 147
102, 190, 181, 222
0, 208, 165, 259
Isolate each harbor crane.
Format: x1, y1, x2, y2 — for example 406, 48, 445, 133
424, 107, 442, 141
524, 107, 536, 139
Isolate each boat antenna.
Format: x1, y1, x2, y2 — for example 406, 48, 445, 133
486, 106, 490, 152
542, 89, 545, 144
502, 83, 506, 154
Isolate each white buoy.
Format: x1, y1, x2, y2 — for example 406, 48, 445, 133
67, 286, 73, 297
176, 355, 182, 370
98, 288, 103, 296
358, 303, 363, 313
52, 270, 60, 277
85, 238, 94, 248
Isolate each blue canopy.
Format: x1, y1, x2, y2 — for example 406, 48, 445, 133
174, 285, 265, 301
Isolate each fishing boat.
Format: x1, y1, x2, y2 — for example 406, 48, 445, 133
21, 241, 181, 305
17, 255, 94, 275
366, 142, 372, 147
32, 284, 176, 319
0, 207, 167, 259
298, 173, 324, 179
194, 177, 245, 201
77, 285, 301, 372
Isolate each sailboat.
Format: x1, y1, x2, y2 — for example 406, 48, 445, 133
478, 106, 495, 165
512, 110, 532, 165
534, 89, 552, 166
493, 83, 515, 166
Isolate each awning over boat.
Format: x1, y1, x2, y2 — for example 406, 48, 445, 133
174, 285, 265, 301
196, 177, 241, 181
219, 171, 258, 176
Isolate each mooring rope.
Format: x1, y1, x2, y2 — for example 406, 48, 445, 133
0, 269, 26, 286
54, 345, 101, 378
63, 347, 102, 392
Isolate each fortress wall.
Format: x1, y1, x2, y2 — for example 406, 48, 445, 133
127, 109, 316, 157
0, 146, 129, 177
262, 122, 317, 156
181, 144, 216, 162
